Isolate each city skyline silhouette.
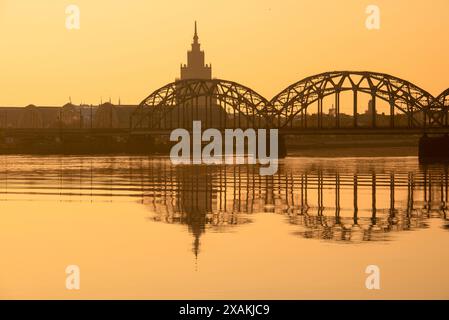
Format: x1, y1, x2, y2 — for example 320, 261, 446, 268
0, 18, 446, 129
0, 1, 447, 106
0, 18, 447, 161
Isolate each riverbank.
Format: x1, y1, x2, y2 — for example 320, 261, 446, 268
0, 134, 420, 157
285, 134, 418, 157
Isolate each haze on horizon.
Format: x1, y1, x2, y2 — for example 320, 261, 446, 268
0, 0, 447, 106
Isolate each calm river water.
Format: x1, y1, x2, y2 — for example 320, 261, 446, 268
0, 155, 448, 299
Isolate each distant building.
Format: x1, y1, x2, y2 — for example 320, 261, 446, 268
18, 105, 44, 128
0, 22, 217, 130
180, 21, 212, 80
365, 99, 376, 115
0, 104, 136, 129
60, 103, 82, 128
94, 102, 120, 128
174, 22, 223, 128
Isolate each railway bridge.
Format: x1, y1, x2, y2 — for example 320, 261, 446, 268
1, 71, 448, 157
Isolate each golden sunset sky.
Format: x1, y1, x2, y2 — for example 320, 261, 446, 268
0, 0, 447, 106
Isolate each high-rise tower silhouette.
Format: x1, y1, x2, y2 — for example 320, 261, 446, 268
180, 22, 212, 80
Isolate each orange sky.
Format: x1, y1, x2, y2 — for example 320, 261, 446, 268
0, 0, 447, 106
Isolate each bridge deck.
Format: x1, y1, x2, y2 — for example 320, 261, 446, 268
2, 127, 449, 136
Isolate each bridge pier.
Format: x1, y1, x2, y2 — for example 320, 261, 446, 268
419, 134, 449, 162
278, 134, 287, 158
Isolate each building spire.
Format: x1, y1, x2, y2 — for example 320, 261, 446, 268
180, 21, 212, 80
193, 21, 199, 44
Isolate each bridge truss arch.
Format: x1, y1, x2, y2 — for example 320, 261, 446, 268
270, 71, 443, 129
131, 79, 273, 131
438, 89, 449, 108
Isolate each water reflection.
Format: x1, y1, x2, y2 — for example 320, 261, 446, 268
149, 165, 254, 257
144, 160, 449, 248
0, 156, 448, 256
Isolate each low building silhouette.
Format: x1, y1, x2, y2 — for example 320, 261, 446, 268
0, 103, 137, 129
18, 105, 44, 128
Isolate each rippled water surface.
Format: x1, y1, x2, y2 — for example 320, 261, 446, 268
0, 155, 448, 299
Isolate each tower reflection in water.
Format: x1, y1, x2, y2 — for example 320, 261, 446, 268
144, 159, 449, 254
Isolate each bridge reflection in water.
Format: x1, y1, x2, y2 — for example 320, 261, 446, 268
144, 158, 449, 254
0, 156, 448, 258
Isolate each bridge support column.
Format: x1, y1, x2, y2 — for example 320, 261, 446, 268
443, 107, 449, 127
407, 103, 413, 128
353, 90, 358, 127
278, 134, 287, 159
372, 173, 377, 221
390, 100, 395, 128
303, 107, 307, 129
301, 110, 305, 128
353, 175, 358, 225
424, 112, 428, 129
335, 92, 340, 128
318, 97, 323, 129
419, 134, 449, 162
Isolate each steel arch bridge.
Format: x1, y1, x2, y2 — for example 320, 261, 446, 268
131, 79, 273, 131
438, 88, 449, 108
270, 71, 444, 130
131, 72, 448, 133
